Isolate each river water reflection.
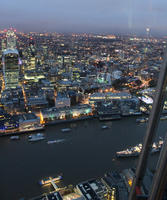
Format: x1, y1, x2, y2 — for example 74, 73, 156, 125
0, 117, 166, 200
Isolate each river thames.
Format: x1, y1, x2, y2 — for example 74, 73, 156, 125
0, 117, 167, 200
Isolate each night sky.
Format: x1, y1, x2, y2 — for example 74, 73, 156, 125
0, 0, 167, 35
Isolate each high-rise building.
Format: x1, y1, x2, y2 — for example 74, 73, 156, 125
6, 30, 17, 49
2, 49, 20, 89
1, 39, 6, 52
30, 57, 36, 69
2, 30, 20, 89
26, 39, 36, 71
146, 27, 150, 42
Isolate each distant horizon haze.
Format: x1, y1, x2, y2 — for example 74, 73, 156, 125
0, 0, 167, 36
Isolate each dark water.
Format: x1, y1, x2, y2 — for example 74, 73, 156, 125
0, 117, 167, 200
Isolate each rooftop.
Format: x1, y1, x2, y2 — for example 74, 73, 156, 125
3, 49, 19, 55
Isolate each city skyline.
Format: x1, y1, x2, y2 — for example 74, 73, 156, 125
1, 13, 167, 199
1, 0, 167, 35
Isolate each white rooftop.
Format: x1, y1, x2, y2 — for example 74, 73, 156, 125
3, 49, 19, 55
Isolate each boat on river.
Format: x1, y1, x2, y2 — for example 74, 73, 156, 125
101, 125, 109, 129
136, 116, 167, 123
28, 133, 45, 142
136, 117, 148, 123
47, 139, 65, 144
10, 136, 20, 140
61, 128, 71, 132
116, 137, 163, 158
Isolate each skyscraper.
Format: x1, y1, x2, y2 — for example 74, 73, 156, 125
6, 29, 17, 49
1, 38, 6, 52
2, 30, 20, 89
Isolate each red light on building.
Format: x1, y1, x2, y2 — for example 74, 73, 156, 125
136, 186, 142, 195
